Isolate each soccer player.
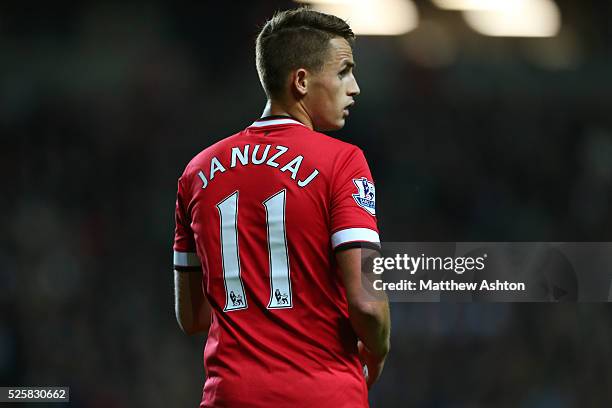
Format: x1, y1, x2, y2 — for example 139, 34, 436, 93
173, 8, 390, 407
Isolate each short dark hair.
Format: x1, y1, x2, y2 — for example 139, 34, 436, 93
256, 7, 355, 99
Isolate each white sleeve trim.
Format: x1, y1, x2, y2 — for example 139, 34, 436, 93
331, 228, 380, 249
173, 251, 201, 267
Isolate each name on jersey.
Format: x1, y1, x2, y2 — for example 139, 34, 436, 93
197, 144, 320, 189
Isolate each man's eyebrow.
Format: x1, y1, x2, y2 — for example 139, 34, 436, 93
341, 61, 355, 69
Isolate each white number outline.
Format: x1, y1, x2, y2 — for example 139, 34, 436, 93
264, 189, 293, 309
216, 189, 293, 312
217, 191, 248, 312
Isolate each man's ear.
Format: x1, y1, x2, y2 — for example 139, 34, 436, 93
293, 68, 308, 97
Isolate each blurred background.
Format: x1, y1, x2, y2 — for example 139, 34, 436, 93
1, 0, 611, 406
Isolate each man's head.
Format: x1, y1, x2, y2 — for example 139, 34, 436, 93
256, 8, 360, 131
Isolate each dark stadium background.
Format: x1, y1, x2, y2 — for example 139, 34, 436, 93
1, 1, 611, 406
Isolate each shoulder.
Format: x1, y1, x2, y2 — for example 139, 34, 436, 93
284, 129, 371, 188
308, 128, 363, 154
314, 130, 369, 167
294, 128, 365, 170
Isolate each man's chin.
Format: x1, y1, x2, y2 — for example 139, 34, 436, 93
315, 119, 345, 132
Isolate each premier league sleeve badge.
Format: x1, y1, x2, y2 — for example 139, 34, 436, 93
352, 177, 376, 216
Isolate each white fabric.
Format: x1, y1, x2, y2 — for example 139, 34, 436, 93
331, 228, 380, 249
173, 251, 201, 267
249, 118, 305, 128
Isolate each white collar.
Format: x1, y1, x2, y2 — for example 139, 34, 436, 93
249, 118, 306, 128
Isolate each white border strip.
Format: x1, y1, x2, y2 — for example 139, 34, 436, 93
249, 118, 306, 128
173, 251, 201, 267
331, 228, 380, 249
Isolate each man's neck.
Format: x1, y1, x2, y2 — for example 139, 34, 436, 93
261, 100, 313, 130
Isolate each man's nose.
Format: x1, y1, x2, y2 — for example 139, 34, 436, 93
349, 77, 360, 97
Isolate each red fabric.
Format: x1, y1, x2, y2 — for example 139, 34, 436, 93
173, 120, 378, 407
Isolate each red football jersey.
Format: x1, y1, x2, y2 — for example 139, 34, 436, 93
173, 116, 380, 408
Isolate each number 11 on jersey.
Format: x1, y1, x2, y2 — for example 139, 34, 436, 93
217, 189, 293, 312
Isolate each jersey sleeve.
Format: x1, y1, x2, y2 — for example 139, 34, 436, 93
330, 147, 380, 251
173, 176, 202, 271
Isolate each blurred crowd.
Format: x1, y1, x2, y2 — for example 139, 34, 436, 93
1, 1, 611, 407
